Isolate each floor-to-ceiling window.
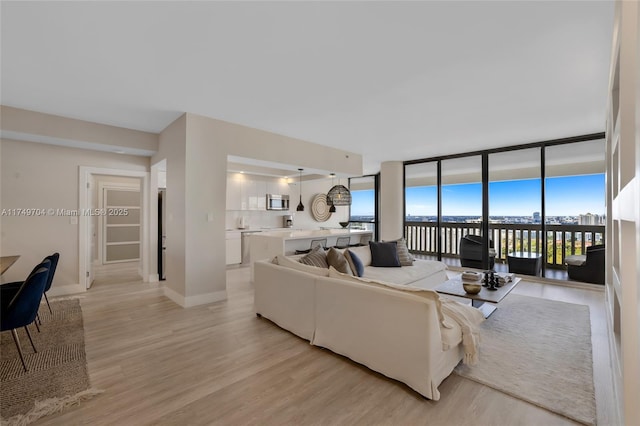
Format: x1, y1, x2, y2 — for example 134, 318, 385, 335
545, 140, 605, 273
349, 175, 379, 240
405, 162, 438, 255
441, 156, 483, 260
488, 148, 542, 265
403, 135, 606, 282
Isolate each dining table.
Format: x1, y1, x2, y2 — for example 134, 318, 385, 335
0, 255, 21, 275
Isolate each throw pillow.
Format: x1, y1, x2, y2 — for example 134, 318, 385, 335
299, 245, 329, 268
275, 255, 329, 277
384, 238, 414, 266
369, 241, 401, 267
348, 245, 372, 266
327, 247, 353, 275
344, 249, 364, 277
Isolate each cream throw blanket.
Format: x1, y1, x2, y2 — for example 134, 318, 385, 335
440, 298, 485, 365
327, 267, 485, 364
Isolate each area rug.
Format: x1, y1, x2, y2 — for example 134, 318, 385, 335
454, 294, 595, 425
0, 299, 103, 425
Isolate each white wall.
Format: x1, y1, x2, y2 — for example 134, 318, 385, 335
151, 112, 362, 307
288, 177, 350, 230
151, 115, 188, 305
0, 138, 149, 293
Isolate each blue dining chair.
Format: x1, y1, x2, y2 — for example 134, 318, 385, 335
1, 257, 53, 330
1, 263, 49, 371
2, 252, 58, 317
41, 253, 60, 314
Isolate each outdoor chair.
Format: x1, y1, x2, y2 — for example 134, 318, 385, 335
566, 244, 605, 284
459, 234, 496, 270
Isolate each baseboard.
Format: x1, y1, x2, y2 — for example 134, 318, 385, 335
148, 273, 159, 283
163, 287, 227, 308
48, 283, 86, 297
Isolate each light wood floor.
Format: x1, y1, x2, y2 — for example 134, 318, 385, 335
33, 267, 616, 425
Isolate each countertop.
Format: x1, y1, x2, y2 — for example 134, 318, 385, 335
226, 227, 294, 233
251, 228, 372, 241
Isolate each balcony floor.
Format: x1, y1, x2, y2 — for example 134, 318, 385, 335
414, 255, 571, 281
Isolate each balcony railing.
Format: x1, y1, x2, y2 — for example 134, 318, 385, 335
404, 221, 605, 268
349, 221, 376, 233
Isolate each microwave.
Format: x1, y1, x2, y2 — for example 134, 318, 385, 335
266, 194, 290, 211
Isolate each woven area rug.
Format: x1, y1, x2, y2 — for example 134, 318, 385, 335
455, 294, 595, 425
1, 299, 102, 425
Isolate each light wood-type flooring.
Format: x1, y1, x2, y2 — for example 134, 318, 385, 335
32, 267, 616, 425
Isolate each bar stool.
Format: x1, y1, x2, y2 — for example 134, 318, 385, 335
295, 238, 327, 255
334, 237, 351, 249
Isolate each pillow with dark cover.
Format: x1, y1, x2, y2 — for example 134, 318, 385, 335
369, 241, 401, 267
299, 245, 329, 268
344, 249, 364, 277
327, 248, 352, 275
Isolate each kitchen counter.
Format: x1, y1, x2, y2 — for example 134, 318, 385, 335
247, 228, 373, 281
256, 228, 371, 240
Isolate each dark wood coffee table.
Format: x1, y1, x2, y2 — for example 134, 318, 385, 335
436, 274, 521, 318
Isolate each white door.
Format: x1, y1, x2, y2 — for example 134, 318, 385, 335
102, 187, 141, 264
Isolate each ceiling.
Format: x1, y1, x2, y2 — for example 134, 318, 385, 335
0, 1, 614, 174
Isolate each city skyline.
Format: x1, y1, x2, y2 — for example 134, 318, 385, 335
350, 174, 605, 218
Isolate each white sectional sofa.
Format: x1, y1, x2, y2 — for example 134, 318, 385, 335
253, 245, 475, 400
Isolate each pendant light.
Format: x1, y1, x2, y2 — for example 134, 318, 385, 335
328, 173, 337, 213
296, 168, 305, 211
327, 175, 352, 206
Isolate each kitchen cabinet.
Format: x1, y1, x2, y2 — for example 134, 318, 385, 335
226, 174, 290, 211
225, 231, 242, 265
226, 174, 243, 210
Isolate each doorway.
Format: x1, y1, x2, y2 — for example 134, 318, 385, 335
79, 167, 149, 289
94, 178, 142, 285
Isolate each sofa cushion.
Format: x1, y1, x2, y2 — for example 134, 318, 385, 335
344, 249, 364, 277
328, 267, 448, 327
369, 241, 401, 267
327, 247, 353, 275
363, 259, 447, 288
299, 245, 329, 268
384, 238, 414, 266
565, 254, 586, 266
348, 245, 372, 267
275, 254, 329, 277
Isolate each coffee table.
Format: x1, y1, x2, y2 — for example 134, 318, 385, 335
435, 273, 521, 318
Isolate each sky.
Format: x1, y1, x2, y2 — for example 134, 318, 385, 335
350, 174, 606, 217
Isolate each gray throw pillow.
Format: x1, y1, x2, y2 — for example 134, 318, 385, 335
385, 237, 414, 266
369, 241, 401, 267
299, 245, 329, 268
327, 247, 353, 275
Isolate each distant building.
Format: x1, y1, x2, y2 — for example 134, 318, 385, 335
579, 213, 602, 225
532, 211, 541, 223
